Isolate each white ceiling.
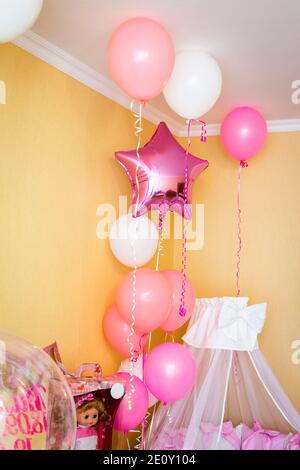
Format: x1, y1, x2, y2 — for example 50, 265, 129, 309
22, 0, 300, 128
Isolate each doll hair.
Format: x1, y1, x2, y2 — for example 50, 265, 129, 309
76, 396, 108, 422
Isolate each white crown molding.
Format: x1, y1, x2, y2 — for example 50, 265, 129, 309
177, 119, 300, 137
12, 30, 300, 138
12, 30, 182, 135
266, 118, 300, 134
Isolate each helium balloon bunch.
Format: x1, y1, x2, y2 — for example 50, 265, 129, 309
104, 17, 223, 436
102, 267, 197, 433
107, 17, 222, 119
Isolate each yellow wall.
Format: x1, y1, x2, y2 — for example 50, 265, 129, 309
0, 44, 299, 411
0, 43, 160, 373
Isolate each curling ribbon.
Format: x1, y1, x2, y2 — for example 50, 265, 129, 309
127, 235, 138, 411
166, 406, 173, 425
130, 100, 143, 217
155, 204, 167, 271
236, 160, 248, 296
164, 332, 175, 343
134, 314, 152, 450
145, 402, 158, 449
133, 411, 151, 450
126, 101, 145, 411
179, 119, 206, 317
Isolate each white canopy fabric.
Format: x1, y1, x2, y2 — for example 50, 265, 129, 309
147, 297, 300, 450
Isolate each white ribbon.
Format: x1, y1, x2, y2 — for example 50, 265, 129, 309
219, 301, 266, 350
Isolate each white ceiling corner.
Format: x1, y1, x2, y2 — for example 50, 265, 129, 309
12, 30, 183, 136
12, 0, 300, 136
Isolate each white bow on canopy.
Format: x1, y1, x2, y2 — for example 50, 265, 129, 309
218, 300, 266, 351
183, 297, 267, 351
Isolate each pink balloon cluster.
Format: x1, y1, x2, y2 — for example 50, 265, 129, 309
103, 268, 196, 433
103, 269, 196, 357
112, 341, 197, 433
113, 344, 197, 433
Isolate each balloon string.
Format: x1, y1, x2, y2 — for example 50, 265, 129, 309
130, 101, 143, 217
135, 334, 148, 450
167, 406, 173, 425
236, 160, 248, 296
126, 101, 143, 412
146, 402, 158, 449
179, 119, 206, 317
164, 332, 175, 343
143, 331, 155, 449
155, 206, 166, 271
132, 317, 152, 450
127, 236, 138, 411
132, 411, 150, 450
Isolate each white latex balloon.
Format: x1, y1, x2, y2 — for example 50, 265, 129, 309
109, 214, 158, 267
163, 50, 222, 119
0, 0, 44, 43
110, 382, 125, 400
118, 355, 158, 407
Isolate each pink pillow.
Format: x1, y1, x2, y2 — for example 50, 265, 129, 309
286, 433, 300, 450
241, 421, 291, 450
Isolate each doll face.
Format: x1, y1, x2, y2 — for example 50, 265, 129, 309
77, 407, 99, 427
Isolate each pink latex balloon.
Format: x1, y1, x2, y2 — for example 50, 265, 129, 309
113, 372, 149, 433
220, 106, 267, 162
116, 122, 208, 219
103, 304, 148, 357
118, 354, 158, 408
160, 270, 196, 332
116, 268, 172, 333
107, 18, 174, 102
144, 342, 196, 404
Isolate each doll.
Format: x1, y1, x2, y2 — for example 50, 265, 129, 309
75, 392, 107, 450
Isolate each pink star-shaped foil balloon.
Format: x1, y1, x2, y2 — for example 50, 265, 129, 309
116, 122, 209, 219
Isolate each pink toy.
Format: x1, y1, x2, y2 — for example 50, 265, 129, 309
75, 392, 108, 450
43, 344, 125, 450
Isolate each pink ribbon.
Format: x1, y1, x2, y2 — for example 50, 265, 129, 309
200, 422, 216, 449
75, 392, 94, 408
236, 160, 248, 297
155, 429, 186, 450
221, 421, 241, 450
179, 119, 206, 317
242, 421, 283, 450
286, 433, 300, 450
200, 422, 241, 449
